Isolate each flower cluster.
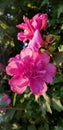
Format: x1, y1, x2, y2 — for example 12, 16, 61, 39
6, 13, 56, 96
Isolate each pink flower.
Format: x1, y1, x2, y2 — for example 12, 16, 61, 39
2, 93, 11, 105
0, 63, 4, 72
28, 29, 44, 51
32, 13, 48, 30
16, 13, 48, 42
6, 48, 56, 95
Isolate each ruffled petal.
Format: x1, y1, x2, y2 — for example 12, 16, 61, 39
40, 14, 48, 30
43, 73, 53, 83
45, 63, 56, 77
6, 60, 23, 76
6, 61, 19, 76
43, 63, 56, 83
20, 48, 32, 59
30, 78, 47, 95
9, 76, 29, 94
17, 32, 33, 42
35, 52, 50, 68
23, 16, 34, 33
40, 52, 50, 64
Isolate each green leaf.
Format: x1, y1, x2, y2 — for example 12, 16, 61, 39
20, 97, 25, 103
43, 94, 52, 114
0, 109, 15, 123
52, 97, 63, 112
40, 0, 48, 7
54, 126, 63, 130
54, 52, 63, 67
54, 73, 62, 83
0, 0, 11, 16
57, 5, 63, 18
28, 125, 36, 130
38, 123, 49, 130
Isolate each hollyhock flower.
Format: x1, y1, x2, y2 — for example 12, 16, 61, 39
0, 63, 4, 72
16, 13, 48, 42
6, 48, 56, 95
2, 93, 11, 105
28, 29, 44, 51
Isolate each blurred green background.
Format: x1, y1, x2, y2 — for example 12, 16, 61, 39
0, 0, 63, 130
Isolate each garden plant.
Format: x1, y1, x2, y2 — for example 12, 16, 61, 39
0, 0, 63, 130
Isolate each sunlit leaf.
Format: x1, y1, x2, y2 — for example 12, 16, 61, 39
52, 97, 63, 112
43, 94, 52, 114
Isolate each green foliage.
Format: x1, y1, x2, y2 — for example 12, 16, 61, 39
0, 0, 63, 130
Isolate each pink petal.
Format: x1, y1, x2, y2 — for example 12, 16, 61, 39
40, 14, 48, 30
35, 52, 50, 67
30, 78, 47, 95
6, 61, 23, 76
32, 13, 48, 30
17, 32, 33, 42
9, 54, 20, 62
43, 63, 56, 83
6, 61, 18, 76
40, 52, 50, 64
9, 76, 29, 94
16, 23, 27, 30
20, 48, 32, 59
32, 13, 42, 29
32, 13, 40, 20
28, 30, 44, 51
45, 63, 56, 77
23, 16, 34, 33
43, 73, 53, 83
17, 32, 27, 42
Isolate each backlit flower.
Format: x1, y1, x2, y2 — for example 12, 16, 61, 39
6, 48, 56, 95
